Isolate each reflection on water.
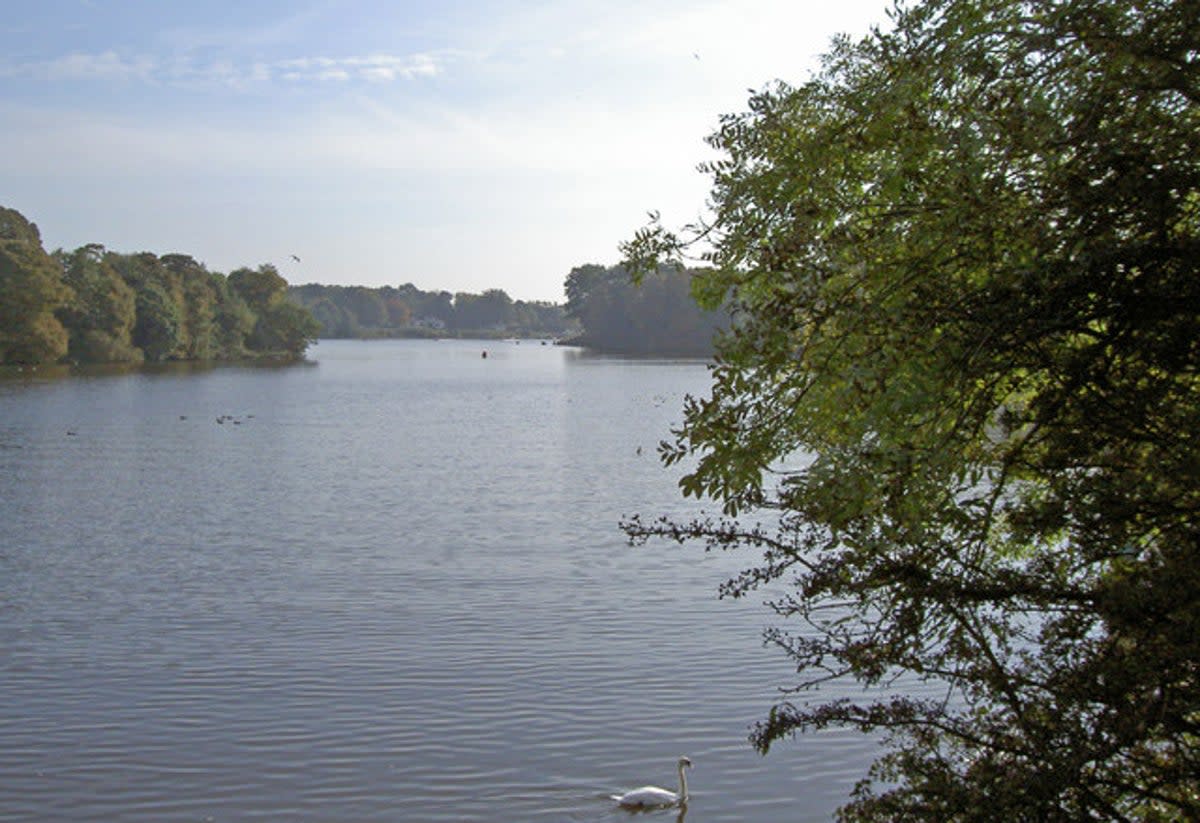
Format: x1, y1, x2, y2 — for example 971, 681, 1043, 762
0, 339, 884, 822
0, 355, 316, 383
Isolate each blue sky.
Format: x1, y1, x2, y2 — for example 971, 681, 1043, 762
1, 0, 891, 301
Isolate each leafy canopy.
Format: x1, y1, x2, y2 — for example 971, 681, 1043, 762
0, 206, 319, 365
0, 207, 71, 364
623, 0, 1199, 818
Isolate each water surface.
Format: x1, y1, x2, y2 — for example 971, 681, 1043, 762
0, 339, 882, 821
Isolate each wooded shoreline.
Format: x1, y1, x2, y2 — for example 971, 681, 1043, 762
3, 206, 727, 366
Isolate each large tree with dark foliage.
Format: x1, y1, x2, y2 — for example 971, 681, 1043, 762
623, 0, 1199, 818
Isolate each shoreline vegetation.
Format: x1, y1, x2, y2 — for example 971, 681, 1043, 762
286, 281, 575, 343
1, 206, 320, 367
2, 205, 727, 367
289, 263, 728, 357
559, 263, 728, 357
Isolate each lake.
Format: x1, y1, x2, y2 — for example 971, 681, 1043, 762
0, 339, 882, 822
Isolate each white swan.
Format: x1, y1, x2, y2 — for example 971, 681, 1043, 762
612, 756, 692, 808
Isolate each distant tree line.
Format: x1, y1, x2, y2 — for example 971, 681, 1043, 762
0, 206, 319, 366
288, 283, 575, 340
562, 263, 728, 356
3, 203, 726, 364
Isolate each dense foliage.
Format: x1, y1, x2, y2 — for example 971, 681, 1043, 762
562, 263, 729, 356
0, 206, 318, 365
289, 282, 575, 340
623, 0, 1199, 818
0, 208, 71, 364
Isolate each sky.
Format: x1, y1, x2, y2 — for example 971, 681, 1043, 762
1, 0, 892, 302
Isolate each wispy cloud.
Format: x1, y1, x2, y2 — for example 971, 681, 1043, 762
276, 54, 441, 83
0, 49, 447, 88
28, 50, 158, 82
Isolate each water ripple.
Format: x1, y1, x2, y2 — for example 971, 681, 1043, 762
0, 341, 891, 822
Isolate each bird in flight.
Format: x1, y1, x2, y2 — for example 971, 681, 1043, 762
290, 254, 301, 263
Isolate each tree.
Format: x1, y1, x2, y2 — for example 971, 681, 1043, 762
306, 294, 356, 337
452, 288, 514, 332
255, 300, 321, 355
0, 209, 315, 364
57, 244, 141, 363
0, 207, 71, 364
381, 292, 413, 327
210, 273, 256, 359
228, 263, 289, 313
131, 279, 183, 362
161, 254, 222, 360
564, 263, 727, 355
622, 0, 1199, 819
109, 252, 185, 362
564, 263, 612, 320
510, 299, 573, 337
342, 286, 390, 331
413, 288, 455, 328
229, 264, 318, 357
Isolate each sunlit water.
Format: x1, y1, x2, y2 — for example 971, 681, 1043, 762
0, 339, 885, 822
